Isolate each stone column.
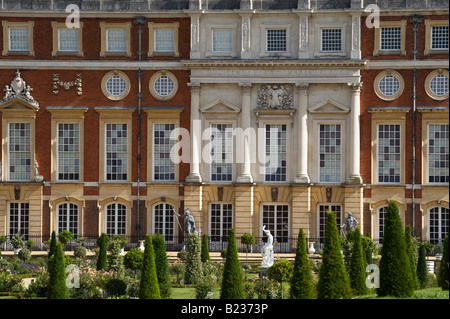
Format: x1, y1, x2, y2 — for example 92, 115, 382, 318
237, 83, 253, 183
351, 13, 361, 59
186, 82, 202, 183
294, 82, 310, 184
189, 13, 201, 59
297, 14, 309, 59
347, 82, 363, 184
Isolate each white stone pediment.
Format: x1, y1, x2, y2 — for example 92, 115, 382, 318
308, 99, 350, 113
200, 99, 241, 114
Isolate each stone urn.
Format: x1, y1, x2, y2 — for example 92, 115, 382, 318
308, 242, 316, 255
139, 240, 145, 252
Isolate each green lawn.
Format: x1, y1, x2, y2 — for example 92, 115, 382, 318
355, 287, 449, 299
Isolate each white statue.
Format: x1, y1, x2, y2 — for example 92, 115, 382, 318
261, 225, 274, 268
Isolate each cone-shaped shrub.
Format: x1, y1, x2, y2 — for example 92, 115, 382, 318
96, 233, 109, 271
348, 228, 368, 295
47, 242, 69, 299
48, 231, 57, 259
317, 211, 352, 299
153, 233, 172, 298
377, 201, 414, 297
290, 228, 315, 299
405, 226, 419, 290
201, 234, 210, 263
185, 233, 203, 285
417, 243, 428, 289
439, 235, 449, 290
221, 228, 244, 299
139, 234, 161, 299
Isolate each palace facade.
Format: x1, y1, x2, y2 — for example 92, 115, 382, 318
0, 0, 448, 250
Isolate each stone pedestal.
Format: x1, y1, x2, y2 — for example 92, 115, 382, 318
260, 266, 268, 278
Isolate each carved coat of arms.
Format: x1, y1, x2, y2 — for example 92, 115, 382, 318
257, 84, 293, 109
1, 70, 39, 108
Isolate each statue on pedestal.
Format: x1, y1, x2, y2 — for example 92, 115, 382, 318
261, 225, 274, 268
340, 212, 359, 237
173, 208, 198, 235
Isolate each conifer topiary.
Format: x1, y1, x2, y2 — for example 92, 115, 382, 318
439, 235, 449, 290
290, 228, 315, 299
96, 233, 109, 271
139, 234, 161, 299
201, 234, 210, 263
47, 242, 69, 299
405, 226, 419, 290
417, 243, 428, 289
185, 233, 203, 285
348, 228, 368, 295
221, 228, 245, 299
317, 211, 352, 299
377, 201, 414, 297
48, 231, 57, 259
153, 233, 172, 298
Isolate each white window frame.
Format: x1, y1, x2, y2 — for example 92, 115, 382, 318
104, 123, 128, 182
206, 23, 237, 58
148, 22, 179, 57
264, 123, 288, 183
427, 206, 449, 244
57, 203, 79, 236
425, 19, 449, 55
260, 24, 292, 58
209, 203, 234, 241
57, 122, 80, 182
105, 202, 127, 236
314, 23, 347, 58
312, 120, 346, 184
376, 123, 401, 184
209, 123, 234, 183
376, 206, 388, 242
317, 204, 342, 242
2, 21, 34, 56
260, 204, 290, 243
7, 122, 32, 182
426, 123, 449, 184
152, 122, 176, 182
152, 203, 176, 243
7, 202, 30, 237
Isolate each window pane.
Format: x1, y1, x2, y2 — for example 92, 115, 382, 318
321, 28, 341, 52
106, 203, 126, 236
155, 29, 174, 52
378, 75, 400, 97
318, 205, 341, 243
267, 29, 286, 52
58, 203, 78, 235
154, 203, 174, 242
154, 76, 174, 97
107, 29, 126, 52
58, 123, 80, 181
380, 27, 401, 51
106, 123, 128, 181
429, 207, 449, 244
377, 124, 401, 183
9, 203, 29, 238
430, 74, 449, 97
319, 124, 341, 182
211, 124, 233, 182
212, 29, 232, 52
9, 123, 31, 181
58, 28, 78, 51
265, 124, 287, 182
377, 206, 388, 242
9, 28, 29, 51
262, 205, 289, 243
153, 123, 176, 181
428, 124, 449, 183
210, 203, 233, 242
431, 25, 449, 50
106, 75, 127, 97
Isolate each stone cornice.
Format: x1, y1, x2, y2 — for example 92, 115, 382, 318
182, 59, 368, 69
